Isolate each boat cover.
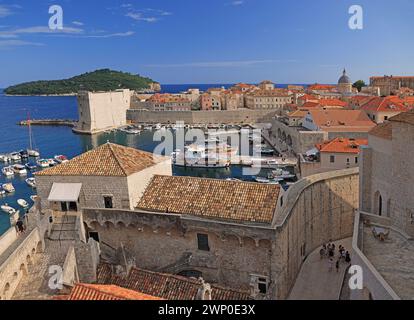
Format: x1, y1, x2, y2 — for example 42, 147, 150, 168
48, 183, 82, 202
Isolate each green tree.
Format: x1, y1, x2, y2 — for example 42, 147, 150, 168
352, 80, 366, 92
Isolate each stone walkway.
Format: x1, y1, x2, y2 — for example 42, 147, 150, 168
288, 238, 352, 300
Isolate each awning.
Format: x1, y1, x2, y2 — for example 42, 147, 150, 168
305, 147, 319, 157
48, 183, 82, 202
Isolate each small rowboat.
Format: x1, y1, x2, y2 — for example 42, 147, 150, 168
1, 204, 16, 215
17, 199, 29, 208
2, 183, 15, 193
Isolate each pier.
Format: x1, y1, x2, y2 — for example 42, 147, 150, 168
18, 119, 77, 127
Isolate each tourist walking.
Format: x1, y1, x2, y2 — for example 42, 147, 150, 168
335, 260, 340, 273
345, 251, 351, 264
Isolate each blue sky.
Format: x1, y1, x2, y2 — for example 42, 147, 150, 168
0, 0, 413, 87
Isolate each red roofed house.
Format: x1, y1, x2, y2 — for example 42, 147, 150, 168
360, 96, 409, 123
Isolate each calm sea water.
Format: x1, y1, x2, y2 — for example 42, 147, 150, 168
0, 84, 286, 234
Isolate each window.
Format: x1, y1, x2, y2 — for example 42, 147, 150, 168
258, 278, 268, 294
104, 196, 113, 209
89, 232, 100, 242
251, 275, 268, 294
384, 116, 388, 121
355, 156, 358, 164
69, 202, 77, 211
330, 155, 335, 163
346, 158, 350, 164
197, 233, 210, 251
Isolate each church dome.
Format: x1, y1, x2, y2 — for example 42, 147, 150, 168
338, 69, 351, 84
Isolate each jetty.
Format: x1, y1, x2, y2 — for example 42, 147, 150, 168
18, 119, 77, 127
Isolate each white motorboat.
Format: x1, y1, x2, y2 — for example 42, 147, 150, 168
10, 152, 21, 161
271, 169, 296, 179
54, 155, 68, 164
1, 204, 16, 215
37, 159, 50, 168
254, 177, 280, 185
25, 177, 36, 188
0, 154, 10, 162
2, 183, 15, 193
30, 195, 39, 202
12, 164, 27, 175
2, 166, 14, 177
17, 199, 29, 208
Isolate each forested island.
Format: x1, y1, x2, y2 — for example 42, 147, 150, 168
4, 69, 158, 95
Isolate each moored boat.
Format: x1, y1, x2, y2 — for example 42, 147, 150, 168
17, 199, 29, 208
25, 177, 36, 188
10, 152, 21, 161
19, 150, 29, 159
25, 162, 37, 170
27, 149, 40, 157
2, 183, 15, 193
1, 204, 16, 215
2, 166, 14, 177
30, 195, 38, 202
12, 164, 27, 175
37, 159, 50, 168
0, 154, 11, 162
54, 155, 68, 164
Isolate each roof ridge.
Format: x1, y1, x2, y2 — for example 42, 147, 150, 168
107, 143, 128, 176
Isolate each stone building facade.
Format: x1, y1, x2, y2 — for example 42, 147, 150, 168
370, 76, 414, 96
74, 89, 131, 134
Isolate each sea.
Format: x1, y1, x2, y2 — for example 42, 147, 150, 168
0, 84, 296, 235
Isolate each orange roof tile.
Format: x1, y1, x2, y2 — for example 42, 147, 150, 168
316, 137, 367, 154
360, 96, 408, 112
308, 109, 376, 132
68, 283, 162, 300
97, 263, 251, 300
35, 143, 168, 177
136, 175, 280, 224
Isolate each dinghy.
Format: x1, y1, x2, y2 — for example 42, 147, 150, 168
25, 177, 36, 188
2, 183, 15, 193
17, 199, 29, 208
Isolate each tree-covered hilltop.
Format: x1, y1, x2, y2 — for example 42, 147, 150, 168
4, 69, 157, 95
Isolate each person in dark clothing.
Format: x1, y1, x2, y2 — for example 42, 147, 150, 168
335, 260, 340, 272
16, 219, 24, 234
345, 251, 351, 264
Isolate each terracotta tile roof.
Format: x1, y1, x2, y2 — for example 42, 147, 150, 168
317, 99, 348, 107
360, 96, 408, 112
307, 84, 336, 91
96, 263, 251, 300
35, 143, 168, 177
316, 137, 367, 154
369, 122, 393, 140
67, 283, 162, 300
136, 175, 279, 224
298, 94, 318, 101
308, 109, 376, 132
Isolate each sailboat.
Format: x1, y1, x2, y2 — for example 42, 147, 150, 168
26, 111, 40, 157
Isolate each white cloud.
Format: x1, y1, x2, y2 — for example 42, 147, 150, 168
72, 21, 84, 26
0, 26, 84, 38
83, 31, 135, 38
126, 12, 158, 22
0, 39, 44, 49
0, 5, 12, 18
231, 1, 244, 6
144, 59, 297, 68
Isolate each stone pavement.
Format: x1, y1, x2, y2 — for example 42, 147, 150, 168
288, 238, 352, 300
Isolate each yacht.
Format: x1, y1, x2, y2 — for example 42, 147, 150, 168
12, 164, 28, 175
2, 183, 15, 193
25, 177, 36, 188
2, 166, 14, 177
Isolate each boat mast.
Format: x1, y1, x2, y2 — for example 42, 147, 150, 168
27, 110, 33, 150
